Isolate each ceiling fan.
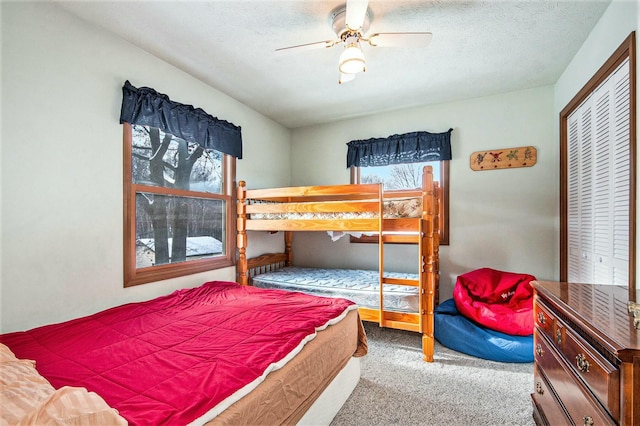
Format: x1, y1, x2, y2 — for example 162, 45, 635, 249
276, 0, 432, 84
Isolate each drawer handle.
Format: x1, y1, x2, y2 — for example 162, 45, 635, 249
535, 344, 544, 357
555, 329, 562, 345
537, 312, 546, 325
535, 382, 544, 395
583, 416, 594, 426
576, 353, 590, 373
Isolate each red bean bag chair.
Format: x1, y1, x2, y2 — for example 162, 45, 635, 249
453, 268, 535, 336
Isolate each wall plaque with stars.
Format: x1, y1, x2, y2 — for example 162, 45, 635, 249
469, 146, 537, 171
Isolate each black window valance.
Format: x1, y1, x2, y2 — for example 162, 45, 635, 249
346, 129, 452, 168
119, 80, 242, 158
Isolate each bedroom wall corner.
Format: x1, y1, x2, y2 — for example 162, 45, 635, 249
290, 86, 557, 301
553, 0, 637, 114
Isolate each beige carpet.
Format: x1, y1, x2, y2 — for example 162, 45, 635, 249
331, 322, 535, 426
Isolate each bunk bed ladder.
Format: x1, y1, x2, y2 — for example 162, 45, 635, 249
379, 165, 438, 361
379, 232, 421, 331
378, 186, 421, 332
377, 166, 439, 363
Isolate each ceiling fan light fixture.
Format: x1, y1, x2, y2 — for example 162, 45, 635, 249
338, 72, 356, 84
276, 1, 433, 83
338, 43, 366, 74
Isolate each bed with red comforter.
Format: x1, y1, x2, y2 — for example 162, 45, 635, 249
0, 281, 367, 425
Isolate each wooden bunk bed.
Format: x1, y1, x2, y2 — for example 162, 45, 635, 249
237, 166, 440, 362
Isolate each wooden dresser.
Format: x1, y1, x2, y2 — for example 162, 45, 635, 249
531, 281, 639, 426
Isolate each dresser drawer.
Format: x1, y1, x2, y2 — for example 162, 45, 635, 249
532, 364, 570, 425
534, 298, 557, 344
560, 324, 620, 421
534, 333, 616, 426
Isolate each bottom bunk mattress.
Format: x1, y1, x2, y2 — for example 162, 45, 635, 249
252, 266, 420, 312
0, 281, 367, 425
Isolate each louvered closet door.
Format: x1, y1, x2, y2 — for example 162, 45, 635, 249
567, 58, 630, 285
568, 98, 595, 283
610, 60, 631, 286
567, 103, 591, 282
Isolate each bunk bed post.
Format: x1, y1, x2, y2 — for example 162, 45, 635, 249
377, 183, 384, 328
237, 181, 249, 285
420, 166, 437, 362
428, 182, 441, 361
433, 183, 441, 307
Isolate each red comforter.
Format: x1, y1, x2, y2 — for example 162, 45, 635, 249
0, 281, 356, 425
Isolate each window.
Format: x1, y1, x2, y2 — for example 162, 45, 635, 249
346, 129, 452, 245
120, 81, 242, 287
350, 161, 450, 245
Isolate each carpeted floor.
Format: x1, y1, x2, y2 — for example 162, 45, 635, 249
331, 322, 535, 426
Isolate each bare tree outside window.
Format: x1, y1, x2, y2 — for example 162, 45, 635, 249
361, 162, 441, 190
355, 161, 449, 245
131, 125, 225, 267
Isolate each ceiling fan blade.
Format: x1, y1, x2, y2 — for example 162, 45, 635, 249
367, 32, 433, 48
345, 0, 369, 30
276, 39, 338, 54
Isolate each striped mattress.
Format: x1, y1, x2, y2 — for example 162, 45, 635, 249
252, 266, 419, 312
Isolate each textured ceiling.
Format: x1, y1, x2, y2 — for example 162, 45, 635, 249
52, 0, 611, 129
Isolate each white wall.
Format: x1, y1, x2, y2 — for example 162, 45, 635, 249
0, 2, 291, 333
291, 86, 557, 300
554, 0, 637, 113
553, 0, 638, 288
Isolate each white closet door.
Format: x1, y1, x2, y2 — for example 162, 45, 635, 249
611, 61, 630, 286
567, 58, 629, 285
579, 99, 595, 283
592, 73, 613, 284
567, 111, 582, 282
567, 96, 595, 283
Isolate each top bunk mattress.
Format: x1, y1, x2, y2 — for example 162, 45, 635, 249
252, 266, 419, 312
249, 197, 422, 220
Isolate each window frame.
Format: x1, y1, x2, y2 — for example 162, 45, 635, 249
122, 123, 236, 287
350, 160, 450, 245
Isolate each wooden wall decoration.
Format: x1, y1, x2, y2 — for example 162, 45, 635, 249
469, 146, 537, 171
